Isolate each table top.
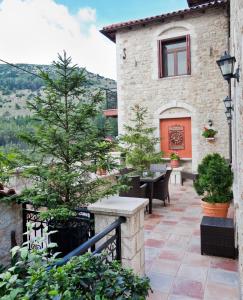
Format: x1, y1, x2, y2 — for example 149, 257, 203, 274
140, 171, 166, 183
201, 216, 234, 228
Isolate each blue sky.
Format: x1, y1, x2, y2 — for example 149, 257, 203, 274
0, 0, 189, 79
56, 0, 188, 27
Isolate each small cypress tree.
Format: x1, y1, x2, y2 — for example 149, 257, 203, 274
17, 52, 119, 219
120, 104, 163, 174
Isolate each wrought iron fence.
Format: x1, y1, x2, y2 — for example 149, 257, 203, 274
22, 205, 95, 250
55, 216, 126, 267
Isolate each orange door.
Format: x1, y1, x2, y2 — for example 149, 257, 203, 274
160, 117, 192, 158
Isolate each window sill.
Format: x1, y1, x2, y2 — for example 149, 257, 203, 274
158, 74, 192, 80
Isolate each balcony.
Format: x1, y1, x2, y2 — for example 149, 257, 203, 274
103, 89, 118, 117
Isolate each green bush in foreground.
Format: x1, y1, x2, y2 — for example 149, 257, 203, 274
0, 230, 151, 300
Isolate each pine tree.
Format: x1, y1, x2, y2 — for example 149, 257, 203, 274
18, 52, 119, 219
120, 104, 163, 174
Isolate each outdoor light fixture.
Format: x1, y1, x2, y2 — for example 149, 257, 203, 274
216, 51, 240, 82
225, 109, 232, 120
223, 96, 234, 111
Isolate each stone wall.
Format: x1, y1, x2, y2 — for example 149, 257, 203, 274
230, 0, 243, 297
0, 203, 22, 266
116, 6, 229, 171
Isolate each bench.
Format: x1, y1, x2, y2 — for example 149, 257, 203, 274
181, 171, 198, 186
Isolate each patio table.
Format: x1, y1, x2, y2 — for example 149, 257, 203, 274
140, 171, 166, 214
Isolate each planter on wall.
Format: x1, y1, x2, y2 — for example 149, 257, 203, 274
206, 137, 216, 143
170, 160, 180, 168
201, 200, 230, 218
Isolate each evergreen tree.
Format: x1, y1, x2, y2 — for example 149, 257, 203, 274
17, 52, 119, 219
120, 104, 163, 174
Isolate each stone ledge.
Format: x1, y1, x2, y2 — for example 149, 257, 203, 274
89, 196, 149, 217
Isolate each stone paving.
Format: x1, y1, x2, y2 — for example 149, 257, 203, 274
145, 182, 239, 300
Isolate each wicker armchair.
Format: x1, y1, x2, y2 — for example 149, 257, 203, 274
119, 175, 147, 198
153, 169, 172, 206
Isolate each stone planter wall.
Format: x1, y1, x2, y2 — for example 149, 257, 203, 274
0, 202, 23, 266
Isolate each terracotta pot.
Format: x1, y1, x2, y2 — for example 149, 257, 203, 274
171, 160, 180, 168
96, 168, 107, 176
201, 200, 230, 218
206, 137, 215, 143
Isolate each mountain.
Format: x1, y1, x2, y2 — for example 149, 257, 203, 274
0, 64, 116, 118
0, 64, 117, 148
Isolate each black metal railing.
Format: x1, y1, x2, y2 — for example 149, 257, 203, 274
55, 216, 126, 267
22, 205, 95, 250
105, 89, 117, 110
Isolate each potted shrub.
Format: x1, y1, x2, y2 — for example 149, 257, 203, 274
194, 153, 233, 217
170, 152, 180, 168
202, 127, 217, 142
120, 104, 163, 175
9, 53, 120, 256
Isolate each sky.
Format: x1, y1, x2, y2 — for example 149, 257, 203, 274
0, 0, 188, 79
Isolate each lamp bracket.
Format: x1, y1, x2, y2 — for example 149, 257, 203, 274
233, 67, 240, 82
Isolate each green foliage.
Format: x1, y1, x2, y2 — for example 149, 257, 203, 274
0, 228, 151, 299
170, 152, 180, 161
120, 105, 163, 174
0, 116, 36, 150
202, 127, 217, 138
13, 52, 120, 219
194, 153, 233, 203
0, 148, 19, 185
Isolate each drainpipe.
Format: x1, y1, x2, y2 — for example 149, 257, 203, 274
227, 1, 232, 164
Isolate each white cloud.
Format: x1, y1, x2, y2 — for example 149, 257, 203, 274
0, 0, 116, 79
77, 7, 96, 23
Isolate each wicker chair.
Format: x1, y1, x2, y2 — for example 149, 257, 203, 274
119, 175, 147, 198
153, 169, 172, 206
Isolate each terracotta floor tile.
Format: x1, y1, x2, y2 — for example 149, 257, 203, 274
159, 249, 185, 261
150, 258, 181, 275
148, 272, 174, 293
144, 183, 239, 299
177, 264, 208, 283
148, 290, 169, 300
182, 252, 211, 268
204, 282, 239, 300
207, 268, 239, 287
210, 258, 238, 272
145, 239, 165, 248
172, 278, 204, 299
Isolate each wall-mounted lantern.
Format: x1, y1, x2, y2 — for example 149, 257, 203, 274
223, 96, 234, 111
216, 51, 240, 82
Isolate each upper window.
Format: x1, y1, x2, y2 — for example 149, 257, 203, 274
158, 35, 191, 78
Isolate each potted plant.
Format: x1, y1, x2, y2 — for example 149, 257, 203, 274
202, 127, 217, 142
194, 153, 233, 217
120, 104, 163, 175
9, 52, 120, 256
170, 152, 180, 168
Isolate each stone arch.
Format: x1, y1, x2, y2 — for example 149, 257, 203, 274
155, 101, 196, 119
158, 26, 189, 38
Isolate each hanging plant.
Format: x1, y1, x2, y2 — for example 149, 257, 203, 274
202, 127, 217, 140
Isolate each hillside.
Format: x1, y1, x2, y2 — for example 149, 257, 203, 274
0, 64, 116, 117
0, 64, 118, 148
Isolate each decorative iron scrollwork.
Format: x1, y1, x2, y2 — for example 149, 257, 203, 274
168, 125, 185, 150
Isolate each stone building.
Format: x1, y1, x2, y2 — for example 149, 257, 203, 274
230, 0, 243, 295
101, 0, 230, 171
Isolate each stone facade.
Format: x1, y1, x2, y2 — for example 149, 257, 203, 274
115, 6, 229, 171
0, 202, 22, 266
230, 0, 243, 296
89, 196, 148, 275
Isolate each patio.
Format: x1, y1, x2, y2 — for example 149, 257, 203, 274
145, 182, 239, 300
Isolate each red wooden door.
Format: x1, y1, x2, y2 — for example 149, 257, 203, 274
160, 117, 192, 158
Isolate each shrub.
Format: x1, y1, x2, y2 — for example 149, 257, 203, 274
194, 153, 233, 203
0, 230, 151, 300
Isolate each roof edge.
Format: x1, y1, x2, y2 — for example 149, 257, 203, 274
100, 0, 228, 43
